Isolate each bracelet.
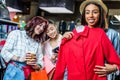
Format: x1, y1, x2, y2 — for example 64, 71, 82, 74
38, 64, 42, 68
113, 64, 118, 71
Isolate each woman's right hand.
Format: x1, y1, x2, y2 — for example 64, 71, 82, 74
94, 64, 117, 77
62, 32, 74, 40
51, 53, 58, 64
26, 53, 37, 65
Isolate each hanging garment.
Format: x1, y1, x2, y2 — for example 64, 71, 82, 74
0, 1, 10, 20
69, 21, 75, 31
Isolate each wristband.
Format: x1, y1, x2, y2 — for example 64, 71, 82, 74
38, 64, 42, 68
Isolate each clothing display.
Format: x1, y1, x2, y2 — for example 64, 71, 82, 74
0, 24, 18, 39
54, 26, 120, 80
105, 28, 120, 80
106, 28, 120, 55
69, 21, 75, 31
59, 21, 67, 35
0, 1, 10, 20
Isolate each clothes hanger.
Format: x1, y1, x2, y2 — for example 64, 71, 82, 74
76, 25, 85, 33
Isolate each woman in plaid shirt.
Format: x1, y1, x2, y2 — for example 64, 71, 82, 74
1, 16, 48, 80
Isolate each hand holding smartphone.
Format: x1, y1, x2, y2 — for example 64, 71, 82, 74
52, 46, 59, 53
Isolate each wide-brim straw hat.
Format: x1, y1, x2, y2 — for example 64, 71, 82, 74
80, 0, 108, 14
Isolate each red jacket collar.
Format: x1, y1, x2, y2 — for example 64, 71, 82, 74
61, 25, 89, 45
73, 25, 89, 40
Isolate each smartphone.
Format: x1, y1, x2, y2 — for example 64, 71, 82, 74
52, 46, 59, 53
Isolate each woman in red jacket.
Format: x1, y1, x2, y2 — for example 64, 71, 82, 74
54, 0, 120, 80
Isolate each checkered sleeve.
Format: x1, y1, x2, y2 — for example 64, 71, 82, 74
36, 43, 44, 68
1, 30, 18, 62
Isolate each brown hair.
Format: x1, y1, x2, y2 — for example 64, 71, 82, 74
25, 16, 48, 43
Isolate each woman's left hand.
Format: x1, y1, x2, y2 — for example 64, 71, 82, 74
32, 64, 41, 70
94, 64, 117, 77
51, 53, 58, 64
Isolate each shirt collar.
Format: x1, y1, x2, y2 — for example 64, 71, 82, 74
73, 26, 89, 40
61, 26, 89, 45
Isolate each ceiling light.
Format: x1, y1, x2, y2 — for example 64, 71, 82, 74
114, 15, 120, 22
39, 0, 75, 14
7, 7, 22, 12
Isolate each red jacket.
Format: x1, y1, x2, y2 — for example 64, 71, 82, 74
54, 26, 120, 80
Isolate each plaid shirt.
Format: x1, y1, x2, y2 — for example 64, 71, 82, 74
1, 30, 44, 67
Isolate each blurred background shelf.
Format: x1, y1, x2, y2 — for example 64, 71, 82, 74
0, 19, 19, 25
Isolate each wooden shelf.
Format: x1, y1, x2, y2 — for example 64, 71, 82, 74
0, 19, 19, 25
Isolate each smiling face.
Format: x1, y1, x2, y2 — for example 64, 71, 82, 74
34, 22, 46, 35
46, 24, 57, 39
85, 4, 100, 28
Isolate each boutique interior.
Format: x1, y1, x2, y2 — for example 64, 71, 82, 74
0, 0, 120, 80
